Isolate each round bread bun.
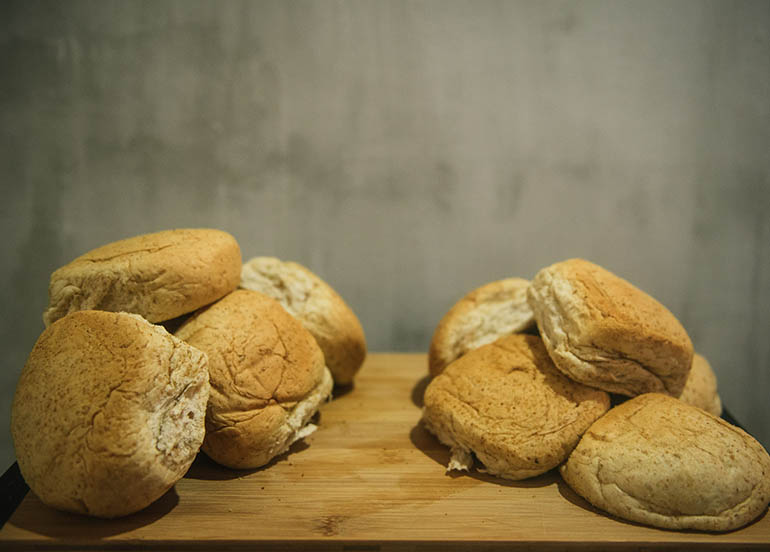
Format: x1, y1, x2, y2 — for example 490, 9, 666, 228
43, 228, 242, 327
11, 311, 210, 518
428, 278, 535, 377
527, 258, 693, 397
175, 289, 333, 469
561, 393, 770, 531
422, 334, 610, 480
240, 256, 366, 385
678, 352, 722, 416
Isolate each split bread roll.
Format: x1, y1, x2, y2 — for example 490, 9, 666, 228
527, 258, 693, 397
240, 256, 366, 385
678, 352, 722, 416
428, 278, 535, 377
175, 289, 333, 469
422, 334, 610, 480
561, 393, 770, 532
11, 311, 210, 518
43, 228, 242, 327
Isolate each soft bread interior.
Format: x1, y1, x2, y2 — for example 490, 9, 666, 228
153, 375, 210, 473
421, 412, 474, 473
429, 278, 535, 376
281, 366, 334, 448
241, 257, 317, 317
446, 298, 535, 361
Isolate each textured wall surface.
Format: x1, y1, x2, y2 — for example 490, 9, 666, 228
1, 0, 769, 470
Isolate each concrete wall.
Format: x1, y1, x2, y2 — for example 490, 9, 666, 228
2, 0, 768, 470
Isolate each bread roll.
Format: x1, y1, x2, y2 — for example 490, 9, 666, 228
428, 278, 535, 376
422, 335, 610, 480
175, 289, 333, 469
678, 352, 722, 416
561, 393, 770, 531
240, 256, 366, 385
43, 228, 242, 327
11, 311, 210, 518
527, 259, 693, 397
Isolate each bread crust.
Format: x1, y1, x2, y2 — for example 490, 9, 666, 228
175, 289, 332, 469
422, 335, 609, 480
428, 278, 534, 377
240, 257, 366, 385
11, 311, 210, 518
527, 259, 693, 397
43, 228, 242, 327
678, 352, 722, 416
561, 393, 770, 531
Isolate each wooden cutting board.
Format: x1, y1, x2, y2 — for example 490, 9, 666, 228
1, 353, 768, 550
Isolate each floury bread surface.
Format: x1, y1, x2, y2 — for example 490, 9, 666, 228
428, 278, 535, 376
175, 289, 333, 469
240, 256, 367, 385
11, 311, 210, 518
43, 228, 242, 327
422, 334, 609, 480
527, 259, 693, 397
561, 393, 770, 531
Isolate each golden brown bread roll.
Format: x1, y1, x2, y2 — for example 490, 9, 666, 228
11, 311, 210, 518
43, 228, 242, 327
175, 289, 333, 469
561, 393, 770, 531
527, 258, 693, 397
422, 334, 610, 480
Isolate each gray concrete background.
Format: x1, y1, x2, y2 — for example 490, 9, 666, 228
1, 1, 769, 471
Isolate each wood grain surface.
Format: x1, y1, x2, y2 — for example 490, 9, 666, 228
1, 353, 768, 550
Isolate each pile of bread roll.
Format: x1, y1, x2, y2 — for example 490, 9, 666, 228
424, 258, 770, 532
10, 229, 366, 518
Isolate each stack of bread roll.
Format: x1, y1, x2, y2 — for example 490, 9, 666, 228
11, 229, 366, 518
424, 258, 770, 532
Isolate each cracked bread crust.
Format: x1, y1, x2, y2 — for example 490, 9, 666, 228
175, 289, 332, 469
678, 353, 722, 416
561, 393, 770, 531
43, 228, 242, 327
240, 257, 366, 385
11, 311, 210, 518
422, 334, 610, 480
527, 259, 693, 397
428, 278, 535, 377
